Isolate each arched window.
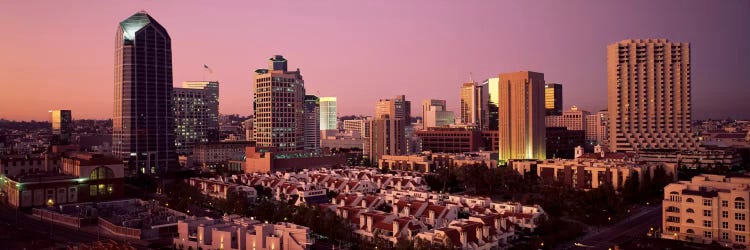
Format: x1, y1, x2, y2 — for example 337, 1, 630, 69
736, 197, 746, 209
686, 198, 695, 203
687, 219, 695, 224
90, 167, 115, 180
686, 229, 695, 234
687, 208, 695, 213
666, 206, 680, 213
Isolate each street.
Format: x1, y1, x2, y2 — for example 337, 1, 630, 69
561, 204, 663, 250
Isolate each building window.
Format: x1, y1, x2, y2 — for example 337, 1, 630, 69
736, 213, 746, 221
722, 222, 729, 229
722, 232, 729, 240
704, 231, 712, 238
704, 199, 712, 206
735, 224, 746, 232
737, 235, 746, 243
703, 220, 712, 227
722, 200, 729, 207
90, 167, 115, 180
686, 198, 695, 203
736, 199, 746, 210
687, 208, 695, 213
704, 210, 712, 217
723, 211, 729, 218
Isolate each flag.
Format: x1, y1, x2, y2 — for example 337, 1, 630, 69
203, 64, 213, 74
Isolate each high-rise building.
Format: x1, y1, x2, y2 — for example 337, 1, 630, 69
173, 81, 220, 156
304, 95, 321, 152
113, 11, 177, 175
607, 39, 698, 152
484, 77, 500, 130
50, 110, 72, 145
422, 99, 454, 129
319, 97, 337, 131
544, 83, 563, 116
585, 110, 609, 147
497, 71, 546, 163
546, 106, 608, 149
375, 95, 411, 122
243, 118, 254, 141
252, 55, 306, 152
365, 117, 406, 164
460, 82, 489, 130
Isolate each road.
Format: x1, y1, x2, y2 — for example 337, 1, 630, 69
561, 204, 662, 250
0, 203, 148, 249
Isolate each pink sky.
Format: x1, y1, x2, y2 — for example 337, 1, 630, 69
1, 0, 749, 121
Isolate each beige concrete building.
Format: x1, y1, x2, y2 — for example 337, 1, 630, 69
662, 174, 750, 247
375, 95, 411, 121
460, 82, 489, 130
607, 39, 699, 152
422, 99, 455, 129
498, 71, 546, 163
365, 117, 406, 164
253, 55, 306, 152
174, 215, 311, 250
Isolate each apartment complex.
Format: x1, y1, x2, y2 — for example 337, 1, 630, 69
662, 174, 750, 247
607, 39, 698, 152
498, 71, 546, 163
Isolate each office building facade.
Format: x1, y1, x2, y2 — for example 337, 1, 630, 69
304, 95, 321, 152
376, 95, 411, 121
544, 83, 563, 116
607, 39, 698, 152
422, 99, 454, 129
173, 81, 220, 156
459, 82, 489, 130
497, 71, 546, 163
484, 77, 500, 130
319, 97, 337, 131
50, 110, 72, 145
252, 55, 306, 152
113, 11, 177, 175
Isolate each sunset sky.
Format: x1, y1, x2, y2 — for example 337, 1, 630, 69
1, 0, 749, 121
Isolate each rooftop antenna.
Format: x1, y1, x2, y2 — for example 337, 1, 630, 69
469, 72, 474, 83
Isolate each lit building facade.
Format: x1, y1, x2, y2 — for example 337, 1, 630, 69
544, 83, 563, 116
319, 97, 337, 131
50, 110, 72, 145
376, 95, 411, 122
113, 11, 177, 175
607, 39, 698, 152
498, 71, 546, 163
365, 117, 406, 164
459, 82, 489, 130
252, 55, 305, 152
422, 99, 454, 129
173, 81, 220, 156
484, 77, 500, 130
662, 174, 750, 247
304, 95, 321, 152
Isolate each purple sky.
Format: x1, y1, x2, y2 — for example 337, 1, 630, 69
1, 0, 749, 121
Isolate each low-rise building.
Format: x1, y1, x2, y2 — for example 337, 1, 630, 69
379, 151, 498, 173
662, 174, 750, 248
244, 147, 346, 173
174, 215, 312, 250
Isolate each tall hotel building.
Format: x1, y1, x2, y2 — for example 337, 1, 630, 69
304, 95, 321, 152
497, 71, 546, 163
173, 81, 220, 156
607, 39, 698, 152
50, 110, 72, 145
460, 82, 489, 130
544, 83, 563, 116
113, 12, 177, 174
252, 55, 306, 152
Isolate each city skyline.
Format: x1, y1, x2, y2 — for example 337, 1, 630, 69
1, 1, 749, 121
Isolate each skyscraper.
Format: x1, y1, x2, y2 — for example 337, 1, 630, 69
319, 97, 337, 131
50, 110, 72, 145
460, 82, 489, 130
484, 77, 500, 130
113, 11, 177, 175
375, 95, 411, 122
422, 99, 454, 128
544, 83, 563, 116
173, 81, 220, 156
365, 117, 406, 164
607, 39, 698, 152
304, 95, 321, 152
252, 55, 306, 152
498, 71, 546, 163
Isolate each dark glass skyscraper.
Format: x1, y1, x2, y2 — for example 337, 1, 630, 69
50, 110, 72, 145
113, 12, 176, 175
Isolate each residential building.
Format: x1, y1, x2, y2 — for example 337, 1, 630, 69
252, 55, 306, 152
379, 151, 498, 172
113, 11, 177, 175
662, 174, 750, 247
174, 216, 312, 250
173, 81, 220, 156
607, 39, 699, 152
498, 71, 546, 163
